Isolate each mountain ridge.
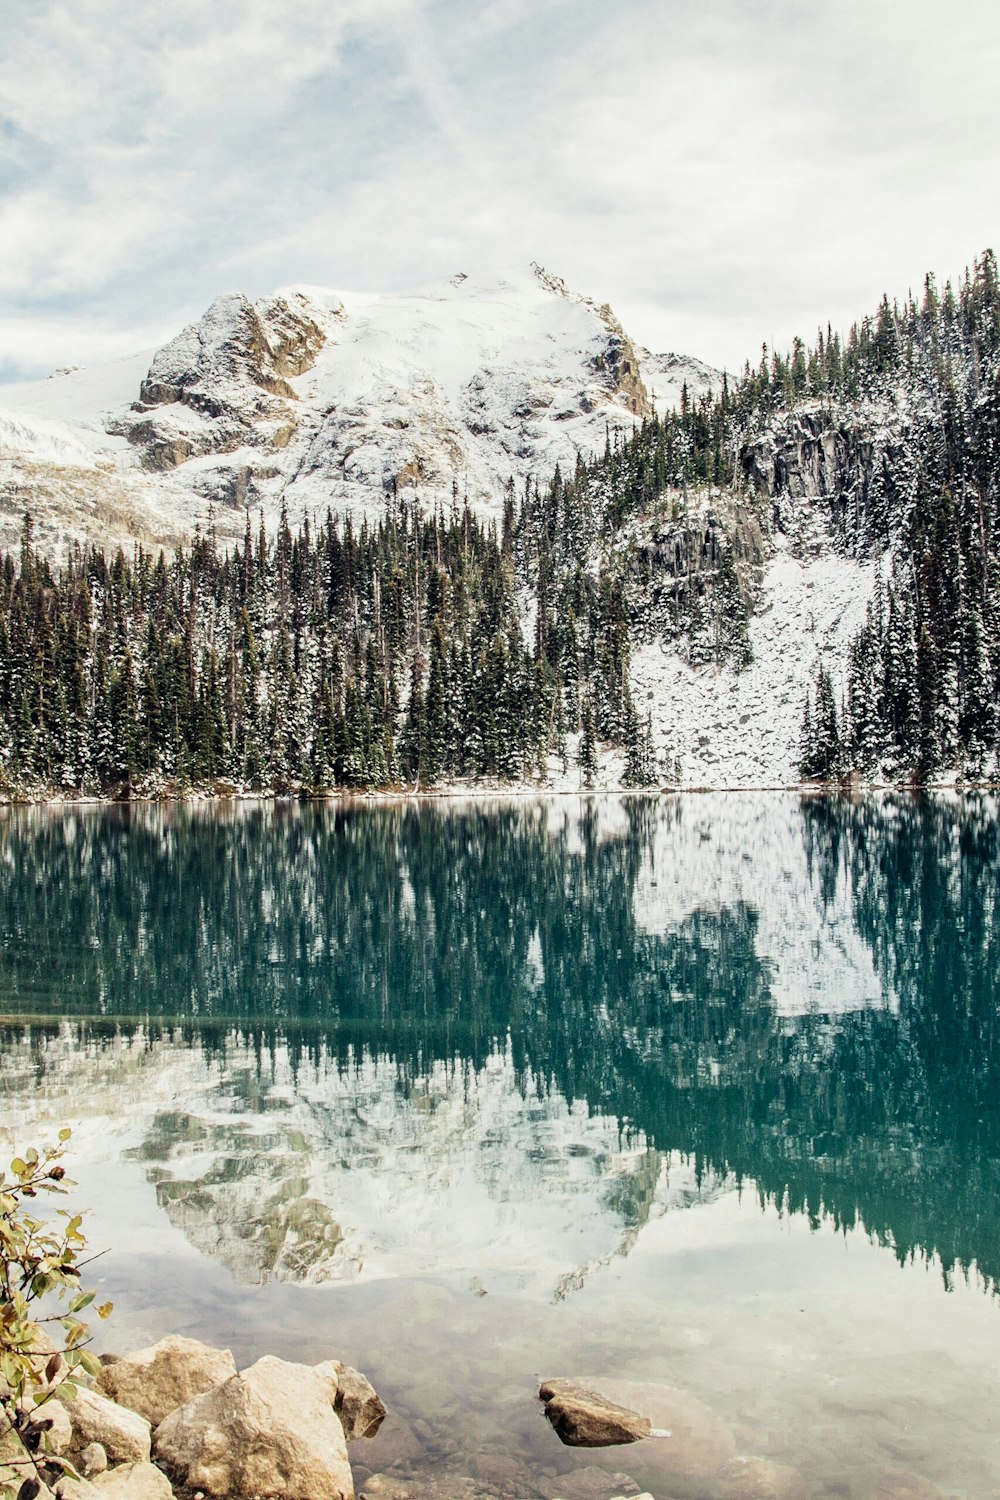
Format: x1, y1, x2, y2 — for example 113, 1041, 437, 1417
0, 264, 719, 558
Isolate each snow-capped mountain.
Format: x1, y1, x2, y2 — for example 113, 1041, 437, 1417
0, 265, 718, 556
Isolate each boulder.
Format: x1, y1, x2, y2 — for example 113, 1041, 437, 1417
557, 1378, 735, 1483
153, 1353, 352, 1500
92, 1460, 174, 1499
538, 1380, 652, 1447
314, 1360, 387, 1440
97, 1334, 237, 1427
59, 1386, 152, 1465
23, 1395, 73, 1455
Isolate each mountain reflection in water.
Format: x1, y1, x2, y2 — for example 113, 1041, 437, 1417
1, 792, 998, 1297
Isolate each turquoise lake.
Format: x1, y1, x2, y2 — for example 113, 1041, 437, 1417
1, 793, 999, 1498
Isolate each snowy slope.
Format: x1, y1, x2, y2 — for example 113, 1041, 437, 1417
631, 536, 878, 789
0, 265, 717, 555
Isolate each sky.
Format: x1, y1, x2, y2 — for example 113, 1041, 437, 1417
1, 0, 998, 382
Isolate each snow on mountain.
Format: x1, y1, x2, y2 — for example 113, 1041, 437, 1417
631, 534, 879, 790
639, 346, 720, 418
0, 265, 718, 556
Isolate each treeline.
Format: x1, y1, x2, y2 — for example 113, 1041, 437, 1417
0, 497, 659, 796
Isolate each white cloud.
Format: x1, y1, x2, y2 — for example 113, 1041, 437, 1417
1, 0, 998, 379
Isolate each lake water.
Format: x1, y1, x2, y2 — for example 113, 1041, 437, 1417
1, 793, 999, 1499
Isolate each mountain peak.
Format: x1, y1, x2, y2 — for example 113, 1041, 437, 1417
0, 269, 719, 555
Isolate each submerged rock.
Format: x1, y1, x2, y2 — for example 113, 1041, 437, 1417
543, 1378, 735, 1482
538, 1380, 652, 1447
716, 1455, 806, 1499
536, 1468, 641, 1500
354, 1411, 424, 1472
873, 1472, 946, 1500
153, 1353, 352, 1500
359, 1476, 487, 1500
97, 1333, 237, 1427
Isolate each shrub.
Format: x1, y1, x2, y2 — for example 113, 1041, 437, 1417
0, 1133, 112, 1500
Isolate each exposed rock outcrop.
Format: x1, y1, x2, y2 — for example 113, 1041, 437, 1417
110, 291, 329, 473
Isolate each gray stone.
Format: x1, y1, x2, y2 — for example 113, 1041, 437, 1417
539, 1380, 652, 1448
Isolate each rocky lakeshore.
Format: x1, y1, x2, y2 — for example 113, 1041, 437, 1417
6, 1330, 950, 1500
0, 1332, 825, 1500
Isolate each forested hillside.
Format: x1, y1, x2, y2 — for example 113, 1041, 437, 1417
0, 493, 666, 795
0, 251, 997, 795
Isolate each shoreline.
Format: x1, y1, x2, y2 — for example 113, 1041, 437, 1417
1, 776, 999, 809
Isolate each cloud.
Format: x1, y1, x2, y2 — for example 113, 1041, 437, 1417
1, 0, 998, 380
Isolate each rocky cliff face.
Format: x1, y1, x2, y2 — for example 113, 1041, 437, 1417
109, 291, 330, 472
737, 402, 910, 554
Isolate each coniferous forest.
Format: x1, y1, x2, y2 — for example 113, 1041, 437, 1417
1, 250, 999, 795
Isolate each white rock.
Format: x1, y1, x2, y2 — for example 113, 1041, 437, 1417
92, 1460, 174, 1499
60, 1385, 152, 1465
98, 1334, 237, 1427
153, 1353, 352, 1500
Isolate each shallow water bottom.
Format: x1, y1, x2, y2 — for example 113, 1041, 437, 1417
39, 1139, 1000, 1500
